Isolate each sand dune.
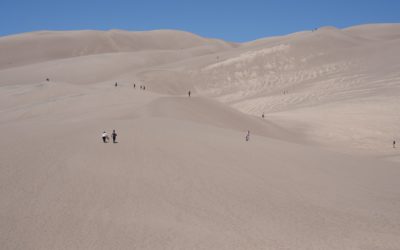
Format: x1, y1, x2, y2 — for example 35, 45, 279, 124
186, 24, 400, 156
1, 24, 400, 249
0, 29, 234, 70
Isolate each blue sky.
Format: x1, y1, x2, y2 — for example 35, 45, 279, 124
1, 0, 399, 42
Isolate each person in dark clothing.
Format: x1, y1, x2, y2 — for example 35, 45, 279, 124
245, 130, 250, 141
112, 130, 117, 143
188, 90, 191, 97
394, 140, 396, 148
115, 82, 118, 87
262, 113, 265, 119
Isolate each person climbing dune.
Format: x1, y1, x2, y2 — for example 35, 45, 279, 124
102, 131, 109, 143
112, 130, 117, 143
245, 130, 250, 141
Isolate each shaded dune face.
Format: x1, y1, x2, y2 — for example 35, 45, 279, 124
1, 25, 400, 250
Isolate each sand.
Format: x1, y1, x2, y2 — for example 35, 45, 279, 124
1, 25, 400, 249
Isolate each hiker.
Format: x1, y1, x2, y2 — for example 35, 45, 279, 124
394, 140, 396, 148
143, 86, 146, 90
262, 113, 265, 119
134, 83, 136, 89
245, 130, 250, 141
102, 131, 108, 143
115, 82, 118, 87
188, 90, 191, 97
112, 130, 117, 143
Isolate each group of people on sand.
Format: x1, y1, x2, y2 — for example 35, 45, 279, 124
114, 81, 147, 90
126, 80, 146, 90
133, 83, 146, 90
102, 83, 398, 147
102, 129, 250, 143
102, 130, 117, 143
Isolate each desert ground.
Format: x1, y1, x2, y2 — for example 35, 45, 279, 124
1, 24, 400, 249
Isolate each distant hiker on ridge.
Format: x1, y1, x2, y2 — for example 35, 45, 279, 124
262, 113, 265, 119
246, 130, 250, 141
188, 90, 191, 97
393, 140, 396, 148
115, 82, 118, 87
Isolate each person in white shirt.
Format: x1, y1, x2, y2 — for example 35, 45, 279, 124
102, 131, 108, 143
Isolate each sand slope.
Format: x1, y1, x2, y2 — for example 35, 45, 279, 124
1, 25, 400, 249
0, 29, 234, 70
189, 24, 400, 156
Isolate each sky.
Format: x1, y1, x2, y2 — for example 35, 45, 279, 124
1, 0, 400, 42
